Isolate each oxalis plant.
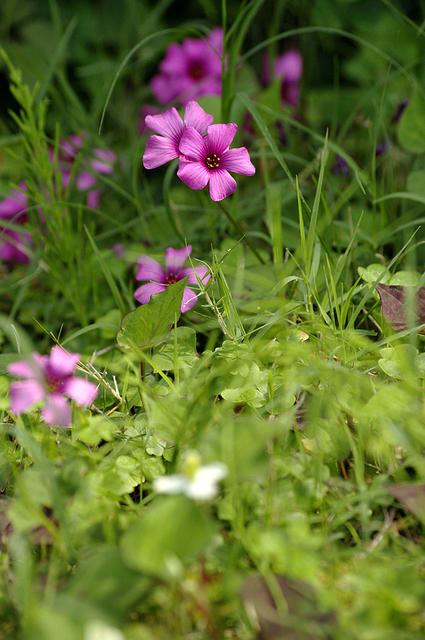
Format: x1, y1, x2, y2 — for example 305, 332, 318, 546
0, 1, 425, 639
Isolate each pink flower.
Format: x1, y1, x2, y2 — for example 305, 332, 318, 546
151, 29, 222, 105
52, 136, 116, 209
177, 123, 255, 201
134, 246, 210, 313
143, 100, 213, 170
7, 346, 98, 427
263, 49, 303, 107
0, 185, 32, 264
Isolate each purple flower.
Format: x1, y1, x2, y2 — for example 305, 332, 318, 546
0, 185, 32, 264
376, 137, 391, 156
177, 123, 255, 201
111, 243, 125, 258
134, 245, 210, 313
7, 346, 98, 427
392, 99, 409, 124
151, 29, 222, 105
143, 100, 214, 170
331, 155, 350, 179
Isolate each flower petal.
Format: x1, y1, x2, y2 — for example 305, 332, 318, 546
134, 282, 166, 305
183, 101, 214, 133
179, 127, 207, 162
159, 43, 187, 76
208, 169, 237, 201
64, 377, 98, 406
48, 346, 80, 378
9, 380, 45, 413
151, 74, 180, 105
220, 147, 256, 176
177, 160, 210, 191
165, 246, 192, 274
206, 123, 238, 155
274, 49, 303, 83
87, 189, 101, 209
181, 286, 199, 313
153, 474, 189, 495
42, 393, 71, 427
143, 135, 179, 170
180, 265, 210, 286
136, 255, 166, 283
7, 358, 40, 379
91, 149, 116, 174
144, 107, 183, 143
77, 171, 96, 191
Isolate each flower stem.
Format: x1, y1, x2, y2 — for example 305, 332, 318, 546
217, 201, 265, 265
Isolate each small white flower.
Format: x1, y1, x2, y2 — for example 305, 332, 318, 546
84, 621, 124, 640
153, 451, 227, 501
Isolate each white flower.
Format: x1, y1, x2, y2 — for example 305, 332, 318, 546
84, 621, 124, 640
153, 451, 227, 501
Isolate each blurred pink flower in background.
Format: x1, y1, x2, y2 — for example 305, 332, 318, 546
0, 184, 32, 264
151, 29, 223, 105
52, 136, 116, 209
8, 346, 98, 427
134, 245, 210, 313
143, 100, 213, 169
263, 48, 303, 107
177, 123, 255, 201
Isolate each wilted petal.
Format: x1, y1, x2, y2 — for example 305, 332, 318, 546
134, 282, 166, 304
9, 380, 45, 413
179, 127, 207, 162
42, 393, 71, 427
165, 246, 192, 273
77, 171, 96, 191
183, 101, 214, 133
136, 255, 166, 283
221, 147, 256, 176
143, 135, 179, 170
177, 160, 210, 190
48, 346, 80, 378
180, 265, 210, 286
207, 123, 238, 155
144, 107, 183, 142
209, 169, 237, 201
64, 377, 98, 406
181, 286, 198, 312
153, 474, 189, 495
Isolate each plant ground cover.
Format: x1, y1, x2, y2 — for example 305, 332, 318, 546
1, 1, 425, 638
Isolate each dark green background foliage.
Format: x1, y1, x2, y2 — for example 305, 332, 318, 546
1, 1, 425, 638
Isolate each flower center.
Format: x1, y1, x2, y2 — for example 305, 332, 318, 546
189, 61, 204, 80
205, 153, 220, 170
46, 374, 64, 393
166, 271, 179, 284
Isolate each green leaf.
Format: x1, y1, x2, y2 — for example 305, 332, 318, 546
151, 326, 197, 371
398, 92, 425, 153
120, 495, 214, 576
407, 170, 425, 198
117, 279, 186, 350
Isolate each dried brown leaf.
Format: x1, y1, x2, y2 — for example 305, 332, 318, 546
387, 484, 425, 522
241, 573, 336, 639
376, 283, 425, 331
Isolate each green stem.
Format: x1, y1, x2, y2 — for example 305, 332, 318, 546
217, 201, 265, 265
